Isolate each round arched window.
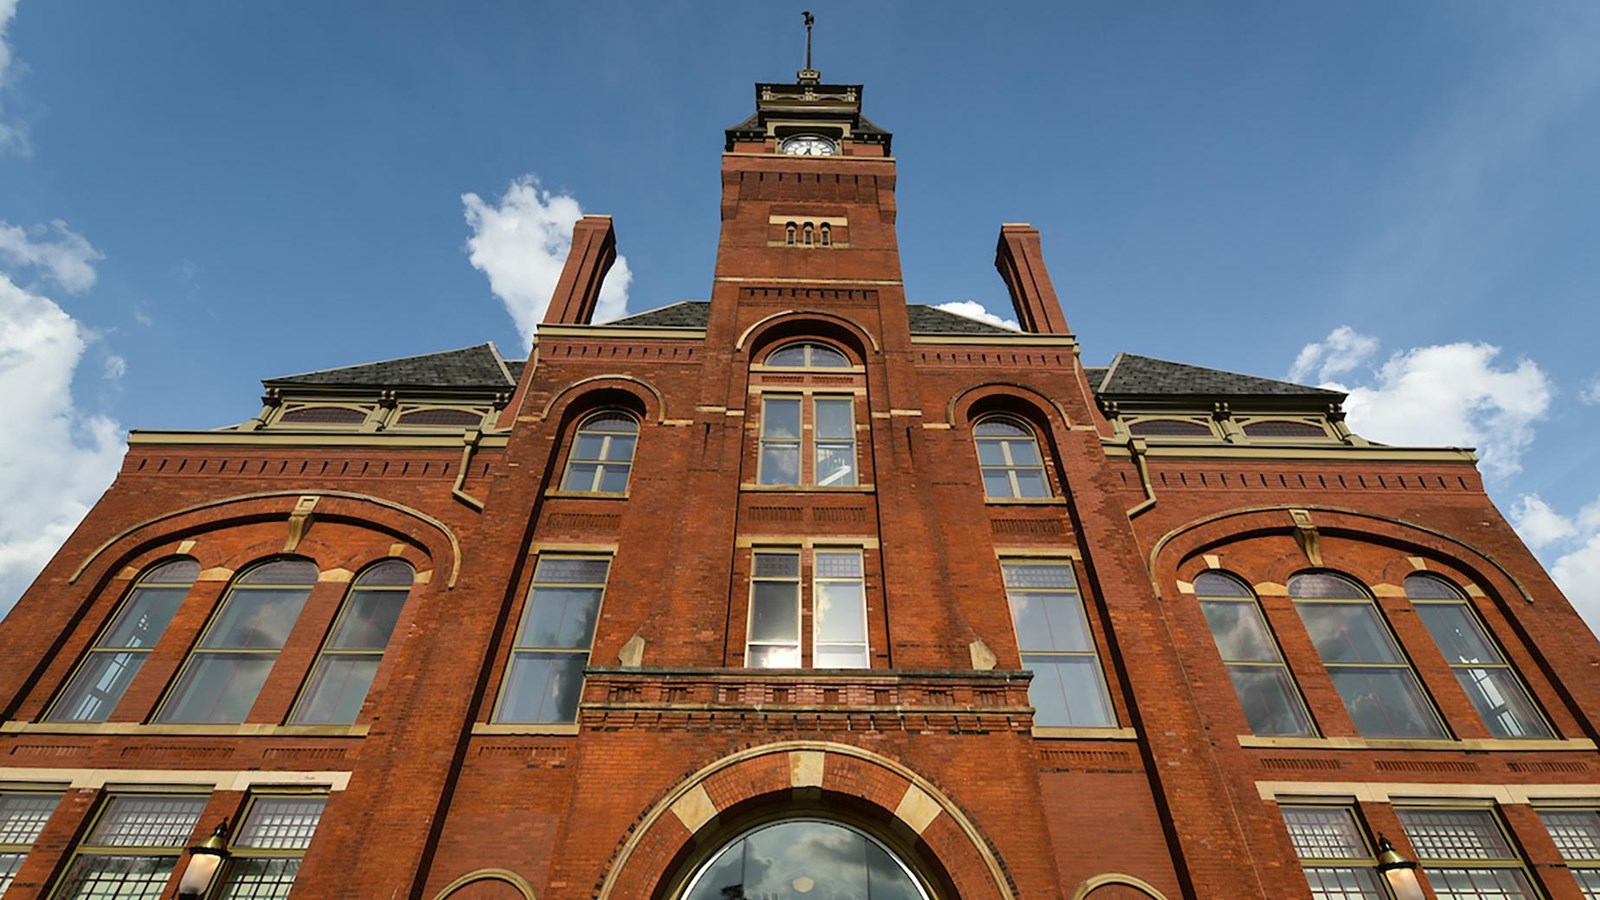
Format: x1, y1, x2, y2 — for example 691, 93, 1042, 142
679, 819, 932, 900
765, 342, 851, 368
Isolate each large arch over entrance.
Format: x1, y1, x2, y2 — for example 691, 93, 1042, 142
595, 741, 1017, 900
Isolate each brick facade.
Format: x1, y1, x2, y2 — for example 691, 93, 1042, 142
1, 73, 1597, 900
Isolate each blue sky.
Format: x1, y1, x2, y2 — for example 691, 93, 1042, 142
0, 1, 1597, 624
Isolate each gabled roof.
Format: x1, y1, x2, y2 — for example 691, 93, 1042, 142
1097, 353, 1344, 401
265, 342, 516, 390
606, 301, 712, 329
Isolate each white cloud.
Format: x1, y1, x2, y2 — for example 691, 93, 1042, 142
0, 273, 126, 614
0, 0, 28, 154
1289, 325, 1379, 384
0, 219, 104, 293
1580, 374, 1600, 406
1510, 494, 1600, 634
934, 300, 1019, 331
102, 353, 125, 380
1294, 326, 1551, 481
462, 174, 631, 346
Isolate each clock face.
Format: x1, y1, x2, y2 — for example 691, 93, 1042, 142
780, 136, 837, 156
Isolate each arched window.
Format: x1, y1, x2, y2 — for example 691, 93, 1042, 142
785, 222, 797, 245
803, 223, 814, 245
278, 406, 368, 425
291, 560, 414, 725
560, 411, 639, 494
45, 558, 199, 723
819, 222, 832, 246
974, 415, 1050, 499
679, 819, 932, 900
1127, 418, 1212, 437
1289, 572, 1447, 739
1406, 574, 1551, 738
156, 558, 317, 724
1195, 572, 1314, 736
764, 342, 850, 368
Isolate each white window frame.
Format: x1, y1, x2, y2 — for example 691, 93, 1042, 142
757, 394, 857, 487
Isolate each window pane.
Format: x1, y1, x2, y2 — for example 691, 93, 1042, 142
749, 583, 799, 642
815, 583, 866, 643
234, 797, 324, 851
159, 655, 276, 723
815, 552, 863, 578
356, 561, 413, 586
1328, 667, 1446, 738
102, 588, 187, 649
1011, 469, 1049, 498
753, 553, 799, 578
1194, 572, 1252, 597
1008, 590, 1091, 652
1405, 574, 1465, 600
1453, 667, 1551, 739
142, 559, 200, 584
976, 441, 1009, 466
0, 792, 60, 844
1300, 866, 1387, 900
1, 853, 24, 896
571, 433, 608, 461
216, 857, 302, 900
1229, 667, 1315, 736
203, 588, 310, 649
598, 465, 632, 493
1002, 438, 1041, 466
814, 399, 854, 439
814, 645, 869, 669
981, 470, 1016, 498
762, 398, 801, 438
1289, 573, 1366, 599
1416, 603, 1502, 664
498, 652, 587, 723
49, 651, 148, 722
1574, 868, 1600, 898
580, 413, 637, 434
236, 560, 317, 585
760, 445, 801, 485
1024, 655, 1114, 727
516, 586, 603, 649
533, 557, 610, 584
1282, 807, 1370, 859
328, 590, 406, 650
1424, 866, 1534, 899
91, 797, 206, 846
1397, 808, 1514, 860
746, 645, 800, 668
766, 345, 807, 366
293, 655, 380, 725
1201, 601, 1280, 662
58, 855, 176, 899
1538, 809, 1600, 861
562, 462, 600, 491
975, 419, 1028, 437
1296, 603, 1403, 663
815, 443, 856, 486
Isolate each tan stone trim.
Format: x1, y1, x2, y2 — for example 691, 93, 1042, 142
71, 490, 464, 589
1031, 726, 1140, 741
534, 374, 668, 425
1148, 504, 1538, 606
1254, 582, 1289, 596
0, 721, 370, 738
0, 767, 351, 791
535, 324, 705, 341
943, 381, 1074, 428
1409, 556, 1429, 570
470, 723, 580, 736
177, 539, 197, 554
431, 868, 537, 900
766, 214, 849, 227
1100, 441, 1477, 464
993, 546, 1081, 559
983, 497, 1068, 507
789, 750, 825, 788
1070, 873, 1172, 900
1202, 554, 1222, 569
671, 784, 718, 832
128, 431, 509, 449
909, 334, 1077, 347
889, 409, 923, 417
1257, 781, 1600, 805
893, 784, 942, 835
722, 152, 897, 163
198, 567, 234, 582
746, 385, 867, 397
921, 422, 953, 430
739, 484, 876, 494
1175, 580, 1195, 594
734, 309, 883, 352
318, 568, 353, 583
527, 543, 618, 555
595, 740, 1015, 900
1371, 583, 1406, 597
542, 489, 630, 500
1239, 734, 1595, 752
734, 536, 881, 549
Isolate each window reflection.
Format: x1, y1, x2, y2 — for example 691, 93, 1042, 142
681, 820, 930, 900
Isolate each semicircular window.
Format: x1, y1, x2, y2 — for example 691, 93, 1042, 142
681, 819, 932, 900
278, 406, 368, 425
765, 342, 851, 368
396, 408, 486, 428
1128, 418, 1212, 437
1243, 420, 1326, 439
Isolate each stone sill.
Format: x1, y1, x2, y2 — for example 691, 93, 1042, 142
471, 723, 580, 737
1, 721, 370, 737
1032, 726, 1139, 741
739, 484, 876, 493
1239, 735, 1596, 752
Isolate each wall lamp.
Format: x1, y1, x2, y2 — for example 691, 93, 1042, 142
178, 820, 232, 899
1376, 835, 1425, 900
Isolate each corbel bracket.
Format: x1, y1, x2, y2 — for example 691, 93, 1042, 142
284, 495, 320, 553
1289, 508, 1322, 567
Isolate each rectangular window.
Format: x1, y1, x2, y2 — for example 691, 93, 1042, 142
54, 794, 206, 900
1003, 560, 1115, 727
745, 549, 870, 670
212, 795, 326, 899
1397, 806, 1537, 900
1293, 596, 1447, 738
746, 551, 801, 668
1, 790, 62, 895
757, 395, 856, 487
494, 555, 610, 724
1538, 808, 1600, 898
1280, 805, 1387, 900
1413, 599, 1551, 739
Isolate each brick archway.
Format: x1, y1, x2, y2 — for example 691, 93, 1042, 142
1070, 873, 1171, 900
596, 740, 1016, 900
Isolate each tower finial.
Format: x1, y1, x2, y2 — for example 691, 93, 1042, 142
798, 11, 820, 83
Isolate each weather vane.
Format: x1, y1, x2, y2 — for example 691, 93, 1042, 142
799, 11, 820, 82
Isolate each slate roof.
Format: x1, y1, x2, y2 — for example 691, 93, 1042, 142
1097, 353, 1344, 401
607, 301, 713, 328
265, 342, 515, 390
905, 305, 1017, 335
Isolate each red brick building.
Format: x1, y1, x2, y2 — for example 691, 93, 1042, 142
3, 67, 1599, 900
